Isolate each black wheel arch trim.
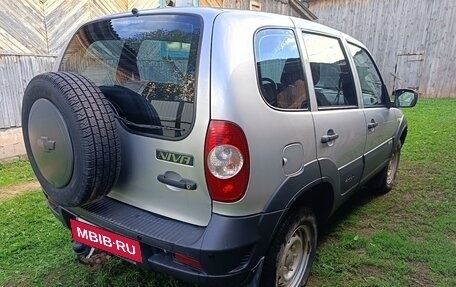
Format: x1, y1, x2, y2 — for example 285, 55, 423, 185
394, 116, 408, 149
263, 160, 324, 213
261, 161, 337, 250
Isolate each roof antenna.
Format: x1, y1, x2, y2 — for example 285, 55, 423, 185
131, 8, 139, 16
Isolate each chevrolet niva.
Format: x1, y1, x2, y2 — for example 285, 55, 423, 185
22, 7, 418, 287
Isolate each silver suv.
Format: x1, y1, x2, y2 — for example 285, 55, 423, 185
22, 7, 418, 287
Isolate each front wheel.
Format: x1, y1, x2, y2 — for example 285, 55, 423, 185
261, 208, 317, 287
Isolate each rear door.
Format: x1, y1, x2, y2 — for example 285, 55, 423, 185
347, 43, 397, 180
59, 13, 213, 226
302, 32, 366, 195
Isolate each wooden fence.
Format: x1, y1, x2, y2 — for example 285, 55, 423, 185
0, 0, 158, 129
0, 0, 314, 129
309, 0, 456, 98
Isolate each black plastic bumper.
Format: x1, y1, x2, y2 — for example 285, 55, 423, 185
48, 197, 284, 286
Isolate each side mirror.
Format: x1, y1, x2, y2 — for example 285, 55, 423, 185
393, 89, 418, 108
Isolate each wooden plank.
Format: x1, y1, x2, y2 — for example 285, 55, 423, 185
44, 0, 91, 55
0, 1, 47, 55
0, 55, 56, 129
222, 0, 248, 10
421, 0, 456, 98
199, 0, 223, 7
91, 0, 128, 18
128, 0, 160, 10
45, 0, 132, 56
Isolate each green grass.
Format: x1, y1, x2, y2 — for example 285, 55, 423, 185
0, 192, 188, 287
308, 98, 456, 287
0, 160, 35, 187
1, 99, 455, 286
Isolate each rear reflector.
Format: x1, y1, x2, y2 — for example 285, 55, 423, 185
174, 253, 202, 270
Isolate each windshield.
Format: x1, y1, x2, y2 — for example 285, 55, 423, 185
59, 14, 201, 138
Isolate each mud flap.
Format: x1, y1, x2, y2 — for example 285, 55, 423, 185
243, 257, 264, 287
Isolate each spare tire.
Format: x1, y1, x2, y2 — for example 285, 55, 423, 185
22, 72, 121, 207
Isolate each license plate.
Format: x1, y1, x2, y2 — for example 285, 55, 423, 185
70, 219, 143, 263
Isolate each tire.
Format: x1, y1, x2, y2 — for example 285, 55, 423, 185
261, 208, 317, 287
22, 72, 121, 207
370, 140, 402, 195
100, 85, 163, 135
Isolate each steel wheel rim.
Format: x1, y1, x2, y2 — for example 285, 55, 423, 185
386, 149, 399, 186
277, 225, 312, 287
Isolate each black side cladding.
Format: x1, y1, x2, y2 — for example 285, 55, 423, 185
22, 72, 121, 206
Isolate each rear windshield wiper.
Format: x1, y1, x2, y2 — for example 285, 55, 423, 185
114, 115, 186, 132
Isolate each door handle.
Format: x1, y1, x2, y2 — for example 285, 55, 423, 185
157, 171, 197, 190
321, 129, 339, 143
367, 120, 379, 130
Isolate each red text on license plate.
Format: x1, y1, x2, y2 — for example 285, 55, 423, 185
70, 219, 142, 263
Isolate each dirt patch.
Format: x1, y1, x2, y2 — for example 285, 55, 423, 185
408, 262, 434, 286
78, 251, 112, 270
355, 221, 381, 238
2, 279, 26, 287
0, 181, 41, 201
356, 264, 385, 278
306, 274, 325, 287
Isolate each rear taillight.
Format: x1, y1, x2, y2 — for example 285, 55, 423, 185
204, 120, 250, 202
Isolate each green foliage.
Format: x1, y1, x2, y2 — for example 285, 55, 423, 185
309, 99, 456, 287
0, 160, 35, 187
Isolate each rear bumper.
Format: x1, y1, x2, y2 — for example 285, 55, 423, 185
48, 197, 284, 286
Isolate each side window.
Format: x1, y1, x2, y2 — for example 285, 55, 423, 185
255, 29, 308, 110
348, 43, 386, 107
302, 33, 358, 108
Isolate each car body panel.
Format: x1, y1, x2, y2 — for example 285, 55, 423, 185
311, 109, 367, 195
209, 12, 317, 216
361, 108, 397, 179
341, 37, 403, 183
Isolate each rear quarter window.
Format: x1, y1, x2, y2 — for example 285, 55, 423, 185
59, 15, 201, 139
254, 29, 309, 110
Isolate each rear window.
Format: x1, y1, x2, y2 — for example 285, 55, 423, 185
59, 15, 201, 138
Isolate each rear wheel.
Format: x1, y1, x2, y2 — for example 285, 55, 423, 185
261, 208, 317, 287
370, 140, 402, 195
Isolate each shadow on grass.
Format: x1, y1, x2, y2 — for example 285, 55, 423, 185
318, 186, 381, 243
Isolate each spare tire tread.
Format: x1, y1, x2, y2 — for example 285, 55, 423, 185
57, 72, 120, 202
57, 73, 103, 199
22, 71, 121, 206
